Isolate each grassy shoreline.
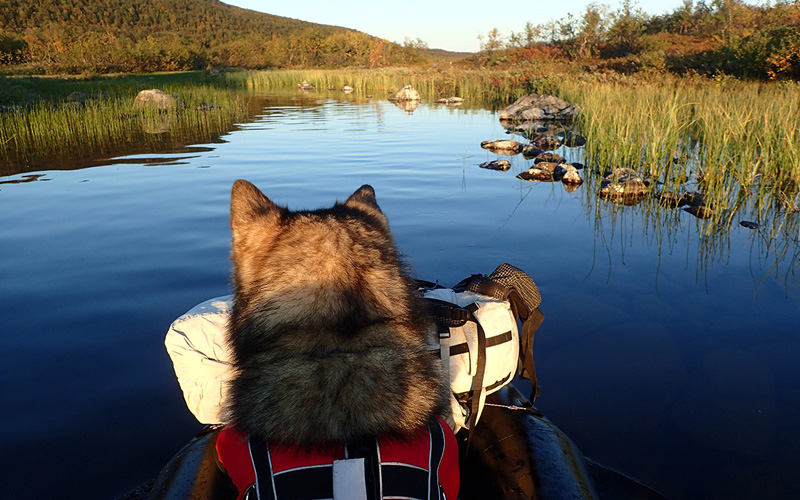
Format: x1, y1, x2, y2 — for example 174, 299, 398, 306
0, 71, 251, 172
2, 69, 799, 225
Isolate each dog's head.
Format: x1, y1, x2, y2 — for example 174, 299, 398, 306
228, 180, 423, 350
225, 180, 448, 443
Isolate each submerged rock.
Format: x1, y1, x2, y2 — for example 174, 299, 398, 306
133, 89, 178, 110
555, 164, 583, 186
517, 162, 559, 182
435, 97, 464, 104
298, 80, 315, 91
559, 131, 587, 147
511, 122, 548, 139
481, 139, 523, 154
684, 205, 714, 219
522, 145, 545, 158
479, 160, 511, 171
388, 85, 420, 102
534, 153, 566, 164
658, 192, 688, 208
683, 191, 706, 207
680, 191, 716, 219
529, 133, 562, 151
499, 94, 579, 122
599, 168, 649, 205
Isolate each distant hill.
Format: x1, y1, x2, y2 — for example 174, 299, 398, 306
0, 0, 426, 73
0, 0, 347, 36
425, 48, 473, 63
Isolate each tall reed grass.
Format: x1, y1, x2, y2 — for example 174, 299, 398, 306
558, 77, 800, 239
5, 68, 798, 248
224, 68, 563, 107
0, 74, 249, 172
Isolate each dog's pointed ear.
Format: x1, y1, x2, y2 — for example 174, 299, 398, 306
344, 185, 383, 214
230, 179, 278, 231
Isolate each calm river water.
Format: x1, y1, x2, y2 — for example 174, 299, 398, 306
1, 92, 798, 500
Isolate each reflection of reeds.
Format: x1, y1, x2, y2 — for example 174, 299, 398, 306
239, 68, 800, 278
0, 74, 249, 172
225, 68, 563, 108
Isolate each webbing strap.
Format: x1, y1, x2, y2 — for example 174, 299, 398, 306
343, 437, 381, 500
426, 299, 470, 327
427, 423, 446, 500
465, 306, 487, 450
248, 436, 277, 500
438, 325, 451, 387
521, 308, 545, 401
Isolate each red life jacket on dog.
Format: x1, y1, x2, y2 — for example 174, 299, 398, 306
216, 417, 459, 500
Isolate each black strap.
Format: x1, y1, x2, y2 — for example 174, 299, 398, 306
344, 437, 381, 500
448, 329, 512, 356
425, 299, 470, 327
248, 436, 277, 500
458, 264, 545, 402
427, 423, 446, 500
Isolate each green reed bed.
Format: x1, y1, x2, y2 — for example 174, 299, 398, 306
566, 78, 800, 224
0, 74, 249, 173
226, 68, 561, 107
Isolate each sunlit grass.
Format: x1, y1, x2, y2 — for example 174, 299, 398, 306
0, 72, 249, 172
224, 67, 563, 107
4, 69, 799, 248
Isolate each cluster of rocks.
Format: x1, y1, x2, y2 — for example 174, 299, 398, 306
298, 80, 315, 91
517, 152, 584, 191
599, 168, 650, 206
478, 94, 587, 191
479, 139, 584, 191
658, 190, 716, 219
600, 168, 756, 225
499, 93, 579, 122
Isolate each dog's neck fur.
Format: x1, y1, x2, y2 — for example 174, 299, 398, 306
225, 181, 449, 446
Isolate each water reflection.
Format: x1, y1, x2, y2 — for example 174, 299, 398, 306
493, 111, 799, 290
1, 92, 798, 500
390, 99, 419, 114
0, 173, 48, 185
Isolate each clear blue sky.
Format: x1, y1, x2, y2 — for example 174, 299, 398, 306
222, 0, 696, 53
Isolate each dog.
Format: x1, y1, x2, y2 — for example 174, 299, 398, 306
225, 180, 451, 447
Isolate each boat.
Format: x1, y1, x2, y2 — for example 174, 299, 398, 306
146, 384, 670, 500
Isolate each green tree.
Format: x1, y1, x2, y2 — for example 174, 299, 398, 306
605, 0, 648, 56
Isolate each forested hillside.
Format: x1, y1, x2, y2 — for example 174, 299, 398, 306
469, 0, 800, 80
0, 0, 424, 73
